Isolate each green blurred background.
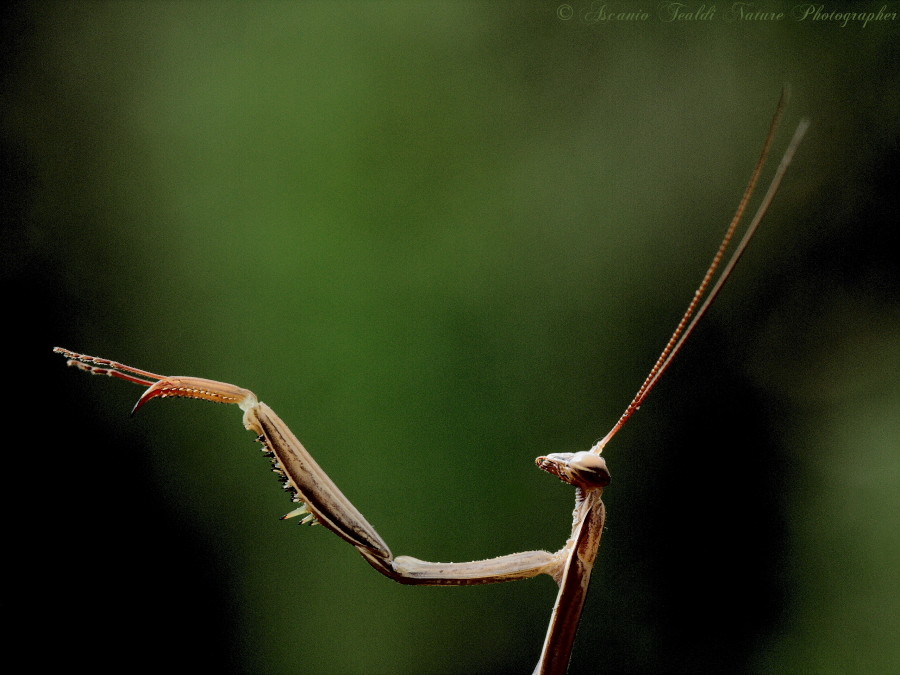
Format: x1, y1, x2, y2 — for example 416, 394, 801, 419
4, 2, 897, 673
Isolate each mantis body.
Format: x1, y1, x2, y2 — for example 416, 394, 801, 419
56, 93, 807, 674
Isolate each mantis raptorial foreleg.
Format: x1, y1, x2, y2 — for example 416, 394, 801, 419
54, 347, 608, 588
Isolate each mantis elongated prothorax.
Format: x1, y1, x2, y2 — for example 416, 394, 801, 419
56, 90, 808, 674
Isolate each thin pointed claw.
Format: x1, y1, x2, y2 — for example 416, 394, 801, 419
131, 392, 152, 416
130, 377, 258, 416
281, 505, 310, 520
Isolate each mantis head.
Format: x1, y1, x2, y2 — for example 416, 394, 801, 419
536, 451, 610, 489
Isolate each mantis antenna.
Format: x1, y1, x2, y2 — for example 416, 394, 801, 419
55, 90, 808, 675
593, 90, 809, 454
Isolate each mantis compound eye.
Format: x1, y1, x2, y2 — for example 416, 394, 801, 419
568, 451, 611, 487
535, 451, 610, 488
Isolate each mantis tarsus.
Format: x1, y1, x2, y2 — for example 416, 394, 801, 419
56, 92, 808, 674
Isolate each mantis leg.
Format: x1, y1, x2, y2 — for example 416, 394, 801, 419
246, 399, 562, 585
55, 348, 563, 585
533, 489, 605, 675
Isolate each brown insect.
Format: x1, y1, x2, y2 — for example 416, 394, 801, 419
56, 90, 807, 674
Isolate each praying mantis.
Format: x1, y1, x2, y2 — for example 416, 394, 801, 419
56, 91, 808, 674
